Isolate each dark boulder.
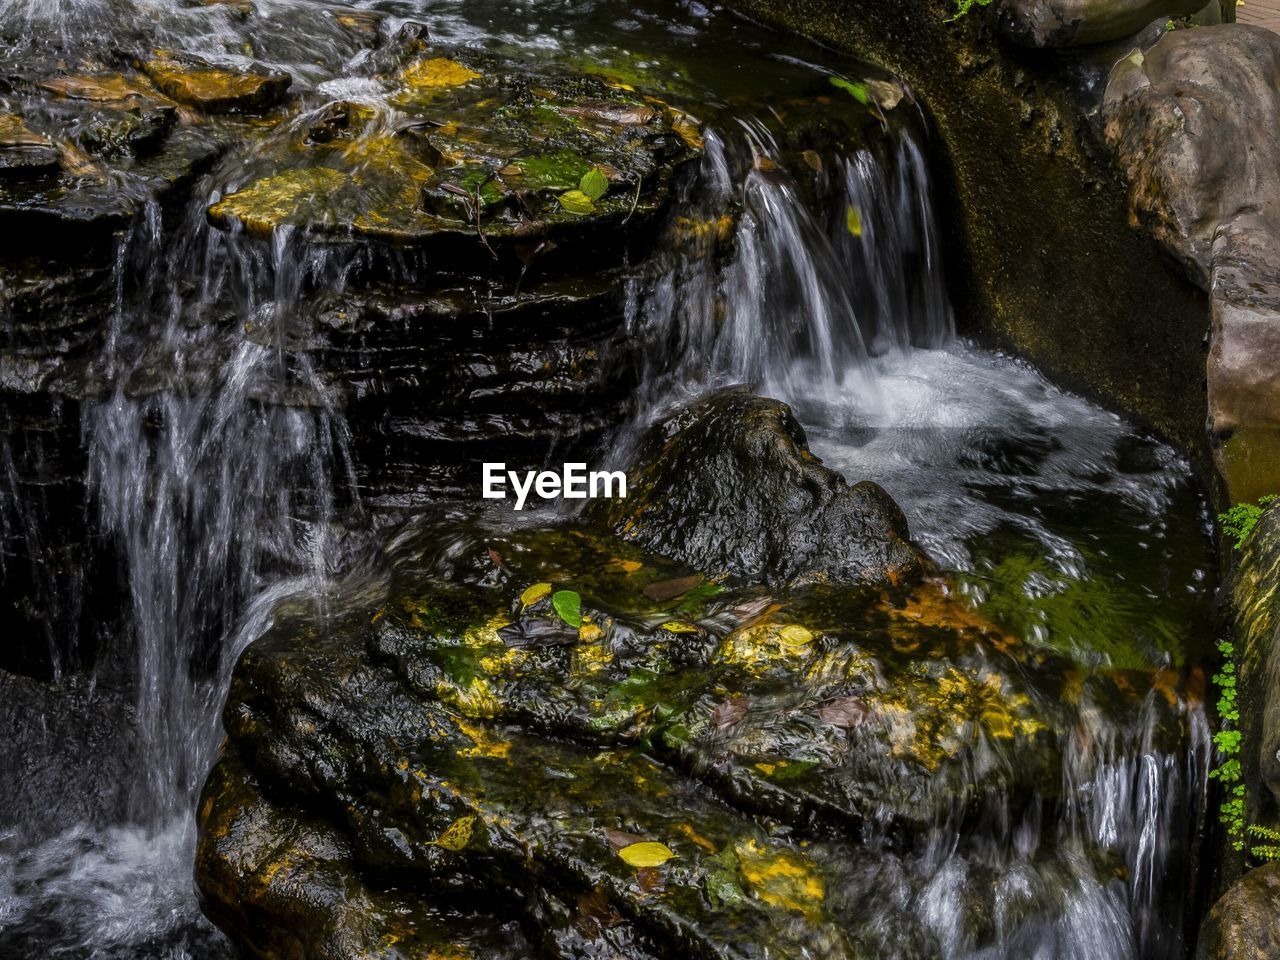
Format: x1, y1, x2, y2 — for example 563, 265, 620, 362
589, 390, 926, 587
1197, 862, 1280, 960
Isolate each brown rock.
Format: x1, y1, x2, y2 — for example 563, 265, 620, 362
1197, 862, 1280, 960
142, 57, 290, 113
0, 115, 59, 178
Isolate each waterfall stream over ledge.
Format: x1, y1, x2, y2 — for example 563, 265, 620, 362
0, 1, 1217, 958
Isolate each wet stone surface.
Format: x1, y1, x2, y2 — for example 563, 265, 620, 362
201, 511, 1203, 960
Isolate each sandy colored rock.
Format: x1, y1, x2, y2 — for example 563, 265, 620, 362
142, 57, 290, 113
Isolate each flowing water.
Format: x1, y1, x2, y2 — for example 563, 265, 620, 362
0, 0, 1214, 957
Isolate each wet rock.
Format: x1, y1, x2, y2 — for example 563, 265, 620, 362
0, 671, 139, 834
997, 0, 1205, 46
1232, 503, 1280, 808
1104, 26, 1280, 501
206, 63, 695, 266
304, 272, 635, 503
588, 390, 926, 587
141, 56, 290, 113
198, 519, 1191, 959
37, 73, 151, 104
197, 752, 541, 960
1197, 862, 1280, 960
0, 115, 58, 178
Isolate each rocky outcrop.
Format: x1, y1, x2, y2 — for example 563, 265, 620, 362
1104, 25, 1280, 502
590, 391, 926, 587
998, 0, 1206, 46
1197, 862, 1280, 960
198, 515, 1195, 958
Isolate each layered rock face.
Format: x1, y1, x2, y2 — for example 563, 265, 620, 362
0, 22, 715, 673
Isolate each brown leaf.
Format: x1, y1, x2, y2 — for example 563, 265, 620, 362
643, 574, 703, 603
635, 865, 666, 895
605, 828, 647, 852
711, 697, 749, 732
486, 547, 506, 570
819, 696, 869, 729
575, 887, 625, 937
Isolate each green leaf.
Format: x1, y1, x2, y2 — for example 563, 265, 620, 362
828, 76, 869, 104
558, 189, 596, 215
579, 167, 609, 201
552, 589, 584, 627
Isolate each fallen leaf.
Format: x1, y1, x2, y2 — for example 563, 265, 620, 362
605, 828, 647, 851
579, 167, 609, 201
846, 204, 863, 237
520, 582, 551, 608
819, 696, 869, 729
711, 697, 749, 731
579, 622, 605, 643
618, 841, 677, 868
431, 815, 476, 852
777, 624, 814, 647
643, 574, 703, 602
802, 149, 823, 171
660, 621, 699, 634
552, 589, 584, 628
558, 189, 595, 215
828, 75, 869, 104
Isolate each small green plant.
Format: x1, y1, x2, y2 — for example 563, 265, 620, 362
1209, 636, 1246, 849
1247, 824, 1280, 863
1219, 494, 1277, 550
948, 0, 993, 20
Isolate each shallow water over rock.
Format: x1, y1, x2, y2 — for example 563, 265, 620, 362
0, 0, 1217, 957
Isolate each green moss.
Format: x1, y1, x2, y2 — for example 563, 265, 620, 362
513, 150, 592, 191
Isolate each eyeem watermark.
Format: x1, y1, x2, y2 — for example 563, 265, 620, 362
482, 462, 627, 511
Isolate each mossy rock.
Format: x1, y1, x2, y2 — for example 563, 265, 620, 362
205, 59, 696, 264
200, 513, 1197, 958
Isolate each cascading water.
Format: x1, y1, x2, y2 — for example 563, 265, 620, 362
618, 110, 1212, 958
0, 0, 1216, 957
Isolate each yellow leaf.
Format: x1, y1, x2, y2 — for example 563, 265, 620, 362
402, 58, 481, 90
661, 621, 699, 634
432, 815, 476, 852
777, 625, 814, 647
520, 582, 552, 608
617, 841, 676, 868
579, 622, 605, 643
845, 204, 863, 237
